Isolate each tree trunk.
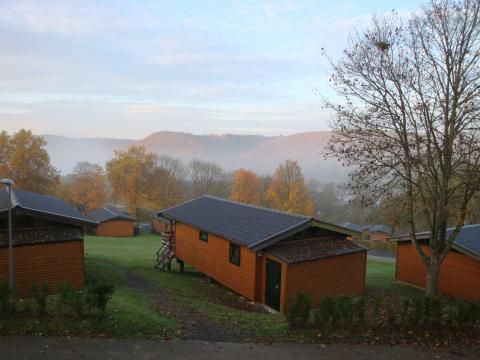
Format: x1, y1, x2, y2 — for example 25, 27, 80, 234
425, 256, 440, 296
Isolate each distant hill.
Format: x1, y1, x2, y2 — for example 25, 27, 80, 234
43, 131, 349, 182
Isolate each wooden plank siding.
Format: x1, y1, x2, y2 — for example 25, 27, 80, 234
95, 220, 135, 237
175, 222, 258, 300
396, 242, 480, 300
261, 251, 366, 313
0, 240, 85, 297
174, 221, 367, 313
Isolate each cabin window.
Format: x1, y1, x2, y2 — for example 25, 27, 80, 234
199, 231, 208, 242
229, 243, 241, 266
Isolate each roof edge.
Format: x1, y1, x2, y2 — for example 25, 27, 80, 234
18, 206, 98, 227
452, 243, 480, 262
313, 220, 361, 236
248, 219, 313, 251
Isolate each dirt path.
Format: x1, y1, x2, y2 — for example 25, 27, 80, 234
125, 270, 249, 342
2, 336, 478, 360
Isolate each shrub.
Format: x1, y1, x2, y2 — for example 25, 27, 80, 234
285, 293, 312, 329
0, 282, 14, 317
371, 296, 383, 326
29, 283, 49, 315
58, 282, 84, 317
413, 297, 424, 326
85, 281, 114, 318
337, 296, 355, 328
315, 296, 337, 329
354, 297, 367, 326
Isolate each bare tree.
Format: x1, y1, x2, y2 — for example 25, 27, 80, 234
188, 159, 226, 196
152, 155, 187, 208
325, 0, 480, 295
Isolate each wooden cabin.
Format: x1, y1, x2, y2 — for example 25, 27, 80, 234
155, 196, 366, 313
88, 206, 136, 237
393, 225, 480, 300
0, 188, 97, 297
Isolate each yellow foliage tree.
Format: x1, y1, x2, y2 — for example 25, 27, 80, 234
266, 160, 315, 216
230, 168, 260, 204
106, 146, 156, 218
0, 129, 59, 194
68, 162, 106, 213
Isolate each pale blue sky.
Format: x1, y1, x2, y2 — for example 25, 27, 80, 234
0, 0, 422, 139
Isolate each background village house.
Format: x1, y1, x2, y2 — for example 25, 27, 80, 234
87, 206, 136, 237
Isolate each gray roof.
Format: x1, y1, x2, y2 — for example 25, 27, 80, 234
340, 223, 363, 233
393, 224, 480, 261
340, 223, 392, 234
88, 206, 136, 223
364, 224, 392, 234
0, 188, 96, 226
158, 196, 355, 250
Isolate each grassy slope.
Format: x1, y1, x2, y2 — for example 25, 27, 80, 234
85, 234, 288, 339
0, 235, 176, 337
1, 234, 421, 338
85, 234, 423, 339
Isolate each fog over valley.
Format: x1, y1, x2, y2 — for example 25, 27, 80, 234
43, 131, 349, 182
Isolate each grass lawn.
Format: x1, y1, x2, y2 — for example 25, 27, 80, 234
1, 233, 424, 340
85, 234, 288, 340
366, 260, 423, 297
84, 234, 424, 340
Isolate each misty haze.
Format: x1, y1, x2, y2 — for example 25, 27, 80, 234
43, 131, 349, 182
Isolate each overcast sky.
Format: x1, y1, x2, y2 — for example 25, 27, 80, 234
0, 0, 422, 139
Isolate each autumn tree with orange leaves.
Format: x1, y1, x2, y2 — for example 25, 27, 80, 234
230, 169, 261, 205
0, 129, 59, 194
67, 162, 106, 213
267, 160, 315, 216
106, 146, 157, 219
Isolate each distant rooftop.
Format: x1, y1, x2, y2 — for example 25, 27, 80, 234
339, 223, 392, 234
340, 223, 363, 233
88, 205, 136, 223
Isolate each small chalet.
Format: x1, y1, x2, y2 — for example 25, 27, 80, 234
155, 196, 366, 313
88, 206, 136, 237
366, 224, 392, 241
0, 188, 96, 297
393, 225, 480, 300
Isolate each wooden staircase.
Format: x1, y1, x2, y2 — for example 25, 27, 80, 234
155, 231, 175, 271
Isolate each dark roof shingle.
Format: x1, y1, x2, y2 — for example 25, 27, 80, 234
159, 196, 311, 248
267, 237, 365, 264
0, 188, 96, 226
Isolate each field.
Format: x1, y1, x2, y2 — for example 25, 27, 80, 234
1, 233, 422, 340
